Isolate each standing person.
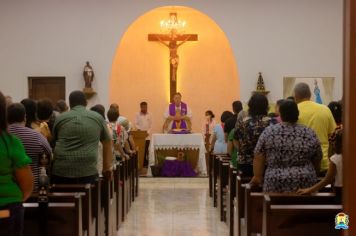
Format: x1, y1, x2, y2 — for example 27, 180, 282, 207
54, 100, 68, 115
163, 93, 192, 133
0, 92, 33, 236
135, 102, 152, 167
210, 111, 233, 154
51, 91, 114, 184
107, 108, 129, 161
7, 103, 52, 190
251, 100, 322, 192
202, 110, 215, 135
202, 110, 216, 152
274, 99, 284, 123
298, 127, 343, 203
294, 83, 336, 174
233, 94, 277, 177
224, 101, 243, 140
36, 99, 54, 142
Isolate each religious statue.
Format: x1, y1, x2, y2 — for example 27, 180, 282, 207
148, 12, 198, 102
253, 72, 270, 95
83, 61, 94, 89
157, 36, 191, 82
82, 61, 96, 98
314, 79, 323, 104
163, 92, 192, 134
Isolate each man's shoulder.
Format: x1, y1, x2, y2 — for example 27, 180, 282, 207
9, 124, 38, 136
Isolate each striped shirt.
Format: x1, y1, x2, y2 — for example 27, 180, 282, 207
8, 124, 52, 189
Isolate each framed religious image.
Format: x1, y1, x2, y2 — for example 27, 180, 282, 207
283, 77, 335, 105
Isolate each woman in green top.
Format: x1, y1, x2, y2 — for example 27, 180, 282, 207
0, 91, 33, 236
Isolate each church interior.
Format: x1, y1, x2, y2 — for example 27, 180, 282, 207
0, 0, 355, 235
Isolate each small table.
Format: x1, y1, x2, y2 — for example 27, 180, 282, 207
147, 133, 207, 176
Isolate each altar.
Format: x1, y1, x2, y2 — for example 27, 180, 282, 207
147, 133, 207, 176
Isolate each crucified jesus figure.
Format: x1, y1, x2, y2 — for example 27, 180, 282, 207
156, 35, 191, 82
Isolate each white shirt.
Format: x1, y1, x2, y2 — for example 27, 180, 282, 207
330, 154, 342, 187
134, 112, 152, 140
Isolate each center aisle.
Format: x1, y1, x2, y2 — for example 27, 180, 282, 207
118, 178, 228, 236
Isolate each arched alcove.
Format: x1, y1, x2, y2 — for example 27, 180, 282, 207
110, 6, 240, 133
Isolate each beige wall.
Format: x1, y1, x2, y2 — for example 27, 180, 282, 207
110, 6, 239, 133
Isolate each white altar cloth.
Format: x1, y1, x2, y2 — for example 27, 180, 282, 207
147, 133, 207, 176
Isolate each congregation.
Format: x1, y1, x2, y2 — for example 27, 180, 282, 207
0, 80, 343, 235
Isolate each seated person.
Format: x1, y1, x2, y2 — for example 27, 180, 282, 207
163, 92, 192, 133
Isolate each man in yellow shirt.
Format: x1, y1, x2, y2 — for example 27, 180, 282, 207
294, 83, 336, 173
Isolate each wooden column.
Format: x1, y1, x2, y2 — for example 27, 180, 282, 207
343, 0, 356, 234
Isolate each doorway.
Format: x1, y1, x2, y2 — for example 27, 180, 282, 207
28, 77, 65, 103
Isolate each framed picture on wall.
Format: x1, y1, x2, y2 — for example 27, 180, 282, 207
283, 77, 335, 105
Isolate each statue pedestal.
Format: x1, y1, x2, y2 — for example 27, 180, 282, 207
83, 88, 96, 99
252, 90, 270, 96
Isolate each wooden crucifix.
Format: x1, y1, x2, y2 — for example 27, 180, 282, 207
148, 13, 198, 102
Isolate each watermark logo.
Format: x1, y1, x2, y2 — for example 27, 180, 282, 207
335, 212, 349, 230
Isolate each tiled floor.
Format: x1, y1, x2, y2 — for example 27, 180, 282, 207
118, 178, 228, 236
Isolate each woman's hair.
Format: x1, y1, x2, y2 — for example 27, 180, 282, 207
286, 96, 295, 101
328, 101, 342, 125
205, 110, 215, 119
107, 108, 119, 122
55, 100, 68, 113
232, 101, 243, 114
279, 100, 299, 123
37, 99, 53, 121
248, 93, 269, 117
21, 98, 37, 128
91, 104, 106, 119
333, 129, 343, 154
0, 91, 8, 133
221, 111, 234, 123
330, 129, 343, 154
276, 99, 285, 106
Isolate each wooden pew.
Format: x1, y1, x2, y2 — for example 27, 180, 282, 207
92, 179, 105, 236
130, 154, 136, 202
24, 193, 84, 236
101, 176, 117, 236
50, 184, 96, 236
263, 195, 342, 236
208, 152, 213, 197
212, 154, 229, 207
114, 162, 123, 230
120, 159, 128, 221
233, 175, 251, 236
244, 184, 263, 236
134, 153, 139, 197
245, 185, 338, 236
227, 165, 238, 235
217, 155, 230, 221
125, 157, 132, 212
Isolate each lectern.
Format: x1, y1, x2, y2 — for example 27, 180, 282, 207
131, 130, 148, 171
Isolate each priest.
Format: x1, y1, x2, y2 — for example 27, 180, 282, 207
163, 93, 192, 133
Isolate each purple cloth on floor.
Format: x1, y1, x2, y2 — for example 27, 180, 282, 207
161, 160, 197, 177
